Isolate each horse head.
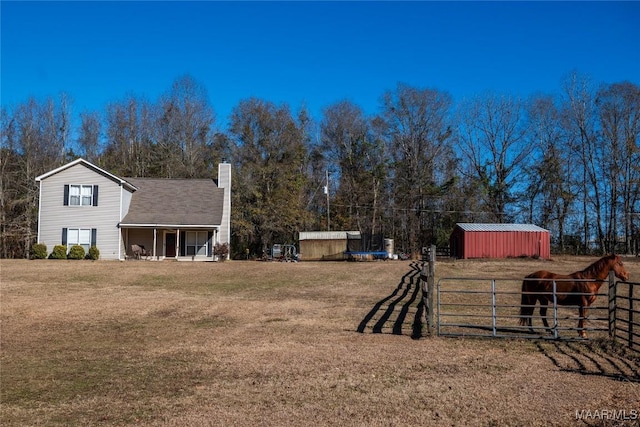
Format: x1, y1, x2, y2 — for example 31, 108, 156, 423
611, 255, 630, 281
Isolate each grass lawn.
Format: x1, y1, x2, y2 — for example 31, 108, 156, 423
1, 257, 639, 426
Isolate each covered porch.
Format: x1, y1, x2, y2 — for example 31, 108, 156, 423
121, 226, 221, 261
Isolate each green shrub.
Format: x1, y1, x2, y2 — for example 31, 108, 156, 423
87, 245, 100, 260
49, 245, 68, 259
68, 245, 86, 260
31, 243, 48, 259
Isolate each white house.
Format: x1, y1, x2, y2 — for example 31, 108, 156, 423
35, 158, 231, 260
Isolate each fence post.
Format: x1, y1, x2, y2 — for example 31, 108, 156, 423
421, 244, 436, 335
552, 279, 558, 339
629, 284, 634, 350
491, 279, 497, 337
608, 270, 616, 340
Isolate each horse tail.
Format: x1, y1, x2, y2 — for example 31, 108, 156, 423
519, 275, 536, 326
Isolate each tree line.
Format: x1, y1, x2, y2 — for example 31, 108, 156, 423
1, 73, 639, 259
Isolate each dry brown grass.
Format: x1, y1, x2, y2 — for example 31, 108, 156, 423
1, 256, 639, 426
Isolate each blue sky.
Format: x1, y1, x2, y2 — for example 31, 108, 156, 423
2, 1, 639, 130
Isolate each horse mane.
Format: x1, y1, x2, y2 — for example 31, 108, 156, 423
580, 254, 616, 277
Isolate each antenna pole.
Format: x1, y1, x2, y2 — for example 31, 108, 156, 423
325, 170, 330, 231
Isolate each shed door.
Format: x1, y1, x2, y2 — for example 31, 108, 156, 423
165, 233, 176, 258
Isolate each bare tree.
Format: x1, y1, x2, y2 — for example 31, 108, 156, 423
596, 81, 640, 253
321, 101, 386, 245
378, 84, 453, 255
77, 111, 102, 164
523, 95, 577, 251
456, 93, 532, 223
0, 107, 18, 258
103, 95, 155, 177
0, 96, 69, 258
156, 76, 215, 178
561, 72, 604, 252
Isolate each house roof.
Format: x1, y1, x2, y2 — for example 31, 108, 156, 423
455, 223, 549, 233
35, 158, 138, 191
120, 178, 224, 228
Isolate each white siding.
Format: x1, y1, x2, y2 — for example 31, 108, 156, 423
119, 186, 134, 258
38, 163, 124, 260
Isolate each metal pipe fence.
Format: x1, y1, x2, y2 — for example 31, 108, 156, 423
420, 247, 639, 351
612, 281, 640, 351
436, 277, 611, 340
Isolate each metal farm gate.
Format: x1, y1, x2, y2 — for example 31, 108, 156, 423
421, 246, 640, 350
436, 277, 611, 340
428, 274, 639, 350
612, 281, 640, 351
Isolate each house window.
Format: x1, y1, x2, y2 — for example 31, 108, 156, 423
185, 231, 208, 256
71, 185, 91, 206
64, 184, 98, 206
66, 228, 92, 253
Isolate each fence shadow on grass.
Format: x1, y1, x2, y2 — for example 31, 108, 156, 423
357, 262, 426, 339
535, 340, 640, 383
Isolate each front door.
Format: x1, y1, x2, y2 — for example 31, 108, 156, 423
165, 233, 176, 258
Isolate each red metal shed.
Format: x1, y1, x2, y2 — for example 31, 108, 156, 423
449, 223, 550, 259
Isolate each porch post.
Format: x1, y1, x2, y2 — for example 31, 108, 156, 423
153, 228, 157, 260
211, 228, 216, 261
176, 229, 180, 259
216, 228, 220, 260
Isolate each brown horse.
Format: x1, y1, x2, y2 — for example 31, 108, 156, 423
519, 254, 629, 337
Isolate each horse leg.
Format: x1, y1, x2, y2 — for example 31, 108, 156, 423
519, 288, 535, 333
539, 299, 551, 334
578, 304, 587, 338
526, 305, 534, 334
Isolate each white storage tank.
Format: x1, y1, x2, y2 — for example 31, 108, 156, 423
384, 238, 394, 258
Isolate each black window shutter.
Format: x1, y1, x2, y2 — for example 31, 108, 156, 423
62, 228, 68, 246
180, 232, 186, 257
63, 185, 69, 206
207, 231, 213, 257
93, 185, 99, 206
91, 229, 97, 247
